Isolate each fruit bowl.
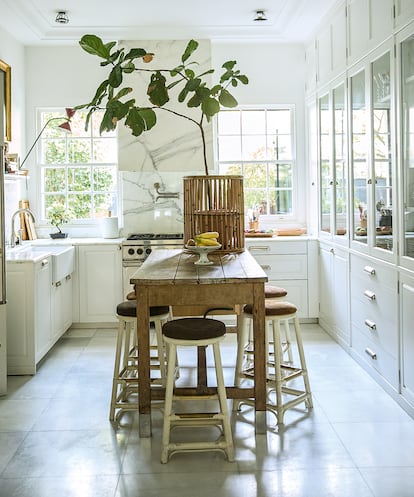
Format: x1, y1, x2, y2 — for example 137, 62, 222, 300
184, 244, 222, 265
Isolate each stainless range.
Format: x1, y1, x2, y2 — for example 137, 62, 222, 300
122, 233, 184, 297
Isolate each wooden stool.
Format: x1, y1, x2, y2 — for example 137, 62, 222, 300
240, 285, 293, 368
161, 317, 234, 464
109, 301, 170, 422
235, 301, 313, 425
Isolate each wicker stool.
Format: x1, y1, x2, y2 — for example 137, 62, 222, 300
109, 301, 170, 422
161, 317, 234, 464
235, 301, 313, 425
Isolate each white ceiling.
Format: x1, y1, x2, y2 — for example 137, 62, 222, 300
0, 0, 338, 45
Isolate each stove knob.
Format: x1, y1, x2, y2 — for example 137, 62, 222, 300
145, 248, 152, 255
137, 248, 144, 255
128, 248, 135, 255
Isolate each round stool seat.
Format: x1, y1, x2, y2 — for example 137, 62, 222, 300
126, 290, 136, 300
244, 301, 297, 317
116, 301, 170, 318
163, 317, 226, 341
265, 285, 288, 299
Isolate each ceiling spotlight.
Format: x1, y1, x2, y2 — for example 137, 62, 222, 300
55, 11, 69, 24
254, 10, 268, 22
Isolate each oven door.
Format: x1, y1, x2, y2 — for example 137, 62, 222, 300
122, 262, 143, 299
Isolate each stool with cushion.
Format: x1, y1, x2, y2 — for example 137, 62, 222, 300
234, 300, 313, 425
109, 301, 170, 422
161, 317, 234, 463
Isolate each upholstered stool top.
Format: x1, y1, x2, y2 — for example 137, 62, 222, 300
126, 290, 136, 300
116, 301, 169, 318
265, 285, 288, 299
163, 317, 226, 341
244, 300, 297, 316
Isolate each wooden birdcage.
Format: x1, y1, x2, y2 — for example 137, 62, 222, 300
183, 175, 245, 253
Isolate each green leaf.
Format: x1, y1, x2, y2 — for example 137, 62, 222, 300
237, 74, 249, 84
222, 60, 236, 70
178, 87, 189, 103
210, 84, 222, 96
122, 62, 135, 73
201, 97, 220, 117
108, 65, 123, 88
125, 107, 157, 136
125, 48, 147, 59
114, 87, 133, 100
185, 68, 195, 79
219, 89, 238, 108
147, 71, 169, 106
79, 35, 112, 59
187, 93, 201, 108
181, 39, 199, 63
100, 109, 117, 133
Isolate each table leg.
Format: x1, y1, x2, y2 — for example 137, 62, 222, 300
136, 286, 152, 437
252, 283, 266, 434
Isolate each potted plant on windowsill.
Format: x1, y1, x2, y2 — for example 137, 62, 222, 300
47, 203, 74, 239
75, 35, 249, 252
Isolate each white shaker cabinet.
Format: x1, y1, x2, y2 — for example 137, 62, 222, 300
75, 244, 123, 323
245, 238, 318, 319
6, 256, 52, 374
52, 273, 73, 343
319, 242, 350, 346
400, 271, 414, 410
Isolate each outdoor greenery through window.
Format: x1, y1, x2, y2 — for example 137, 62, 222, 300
217, 107, 295, 216
39, 109, 118, 222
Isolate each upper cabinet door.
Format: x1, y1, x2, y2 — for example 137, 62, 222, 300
394, 0, 414, 30
347, 0, 394, 66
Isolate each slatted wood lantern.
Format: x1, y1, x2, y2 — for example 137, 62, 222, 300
183, 175, 245, 253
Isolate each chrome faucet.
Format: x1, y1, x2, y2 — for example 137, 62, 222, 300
10, 208, 36, 247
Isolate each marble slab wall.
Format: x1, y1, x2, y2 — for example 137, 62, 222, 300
117, 39, 214, 236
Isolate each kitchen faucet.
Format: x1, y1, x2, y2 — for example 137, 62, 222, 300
10, 208, 36, 247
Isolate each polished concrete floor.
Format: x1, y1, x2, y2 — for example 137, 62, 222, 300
1, 323, 414, 497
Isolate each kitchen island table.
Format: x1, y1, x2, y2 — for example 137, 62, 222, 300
131, 248, 268, 437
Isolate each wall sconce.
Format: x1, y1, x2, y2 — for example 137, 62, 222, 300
55, 11, 69, 24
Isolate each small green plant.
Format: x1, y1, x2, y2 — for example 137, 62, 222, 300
47, 203, 74, 233
75, 35, 249, 175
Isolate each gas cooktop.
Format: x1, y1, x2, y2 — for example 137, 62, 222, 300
126, 233, 183, 241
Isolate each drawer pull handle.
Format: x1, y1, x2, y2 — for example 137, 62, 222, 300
364, 319, 377, 330
249, 246, 270, 252
364, 265, 376, 275
364, 290, 376, 300
66, 274, 72, 281
41, 259, 49, 267
261, 265, 271, 270
365, 347, 377, 360
56, 280, 62, 287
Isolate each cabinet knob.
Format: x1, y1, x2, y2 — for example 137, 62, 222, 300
364, 265, 376, 275
364, 319, 377, 330
56, 280, 62, 287
365, 347, 377, 360
364, 290, 376, 300
41, 259, 49, 267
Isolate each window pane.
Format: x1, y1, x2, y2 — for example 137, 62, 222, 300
243, 163, 267, 188
94, 139, 117, 163
68, 194, 92, 219
217, 111, 240, 134
242, 135, 266, 160
68, 167, 91, 192
68, 138, 91, 163
269, 163, 292, 188
218, 136, 241, 160
93, 166, 117, 191
269, 189, 292, 214
44, 168, 66, 192
45, 195, 65, 211
267, 109, 291, 134
219, 163, 242, 175
242, 110, 266, 134
269, 135, 292, 160
42, 140, 66, 164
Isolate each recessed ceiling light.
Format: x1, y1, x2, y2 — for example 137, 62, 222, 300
55, 11, 69, 24
254, 10, 268, 22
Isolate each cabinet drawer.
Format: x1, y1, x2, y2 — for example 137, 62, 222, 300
253, 254, 307, 280
352, 326, 398, 390
350, 254, 397, 292
351, 294, 398, 358
269, 279, 308, 318
246, 240, 307, 255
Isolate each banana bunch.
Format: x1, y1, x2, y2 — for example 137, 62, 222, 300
187, 231, 220, 247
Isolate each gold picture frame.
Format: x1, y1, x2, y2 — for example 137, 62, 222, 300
0, 59, 11, 141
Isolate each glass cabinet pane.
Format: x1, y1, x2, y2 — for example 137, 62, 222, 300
402, 34, 414, 258
372, 52, 393, 251
319, 93, 331, 233
351, 70, 368, 244
333, 83, 347, 236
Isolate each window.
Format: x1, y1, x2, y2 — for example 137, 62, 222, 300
217, 106, 295, 217
38, 109, 118, 221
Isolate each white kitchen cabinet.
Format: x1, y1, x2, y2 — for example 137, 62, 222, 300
245, 238, 318, 319
319, 242, 350, 346
349, 253, 399, 389
76, 244, 123, 323
52, 273, 73, 343
400, 271, 414, 408
347, 0, 394, 66
6, 256, 52, 374
394, 0, 414, 29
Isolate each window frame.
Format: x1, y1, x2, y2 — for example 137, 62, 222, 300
215, 104, 298, 223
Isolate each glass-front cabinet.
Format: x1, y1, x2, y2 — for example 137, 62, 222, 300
400, 27, 414, 268
349, 43, 395, 262
318, 80, 347, 242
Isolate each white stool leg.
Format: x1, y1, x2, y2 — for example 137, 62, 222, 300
109, 318, 125, 421
293, 316, 313, 408
161, 340, 177, 464
271, 318, 285, 425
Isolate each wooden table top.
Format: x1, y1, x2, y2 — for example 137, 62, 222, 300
130, 248, 268, 286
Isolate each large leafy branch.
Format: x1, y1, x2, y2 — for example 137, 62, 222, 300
76, 35, 249, 175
